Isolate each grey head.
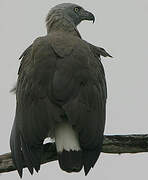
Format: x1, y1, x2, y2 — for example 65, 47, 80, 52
46, 3, 95, 28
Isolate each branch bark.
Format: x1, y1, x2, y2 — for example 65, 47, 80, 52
0, 134, 148, 174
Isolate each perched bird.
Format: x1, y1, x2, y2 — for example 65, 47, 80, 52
10, 3, 112, 178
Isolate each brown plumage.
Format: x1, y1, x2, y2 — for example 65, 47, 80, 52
10, 3, 112, 177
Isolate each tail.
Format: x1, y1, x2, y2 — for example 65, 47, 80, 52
55, 122, 83, 173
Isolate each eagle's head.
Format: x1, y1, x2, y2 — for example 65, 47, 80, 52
46, 3, 95, 31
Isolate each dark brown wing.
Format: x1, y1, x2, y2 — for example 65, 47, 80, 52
51, 37, 107, 175
10, 36, 63, 177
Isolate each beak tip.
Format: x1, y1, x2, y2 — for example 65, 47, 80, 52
91, 13, 95, 24
83, 10, 95, 24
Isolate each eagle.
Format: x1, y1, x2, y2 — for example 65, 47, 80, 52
10, 3, 112, 178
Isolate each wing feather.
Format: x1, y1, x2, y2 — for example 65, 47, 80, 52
52, 39, 107, 174
10, 34, 108, 176
10, 36, 62, 176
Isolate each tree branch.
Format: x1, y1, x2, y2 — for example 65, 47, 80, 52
0, 134, 148, 174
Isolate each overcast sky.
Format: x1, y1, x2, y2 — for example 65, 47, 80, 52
0, 0, 148, 179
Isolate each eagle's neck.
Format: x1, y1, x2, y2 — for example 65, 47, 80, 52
46, 16, 81, 38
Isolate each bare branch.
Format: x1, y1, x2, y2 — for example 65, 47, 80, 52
0, 134, 148, 174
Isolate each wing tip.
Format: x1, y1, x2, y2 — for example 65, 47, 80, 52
83, 149, 101, 176
10, 129, 42, 177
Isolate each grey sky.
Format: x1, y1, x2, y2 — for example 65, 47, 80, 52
0, 0, 148, 179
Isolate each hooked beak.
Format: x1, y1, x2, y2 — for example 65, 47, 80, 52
81, 10, 95, 23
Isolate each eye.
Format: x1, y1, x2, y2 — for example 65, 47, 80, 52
74, 7, 81, 13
